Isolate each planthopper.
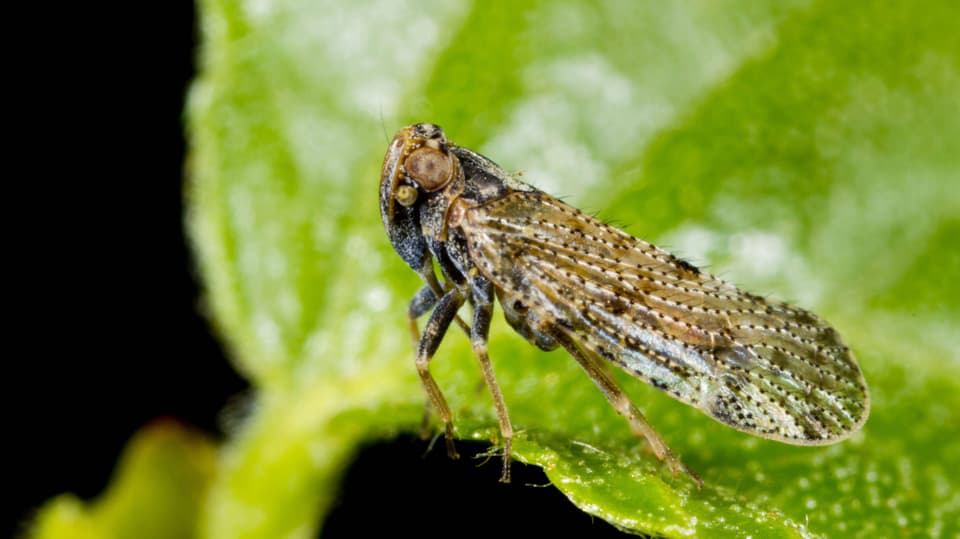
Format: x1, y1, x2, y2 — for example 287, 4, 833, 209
379, 123, 869, 486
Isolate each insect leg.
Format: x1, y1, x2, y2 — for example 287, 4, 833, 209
416, 288, 466, 460
416, 257, 471, 335
554, 331, 703, 488
408, 260, 470, 437
408, 285, 438, 347
408, 285, 439, 437
470, 278, 514, 483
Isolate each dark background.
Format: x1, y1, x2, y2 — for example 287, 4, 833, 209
11, 4, 628, 537
10, 2, 248, 536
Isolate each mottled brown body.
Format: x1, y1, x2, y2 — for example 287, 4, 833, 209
380, 123, 870, 485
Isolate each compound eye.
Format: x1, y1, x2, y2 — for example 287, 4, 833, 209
405, 146, 453, 191
395, 184, 418, 206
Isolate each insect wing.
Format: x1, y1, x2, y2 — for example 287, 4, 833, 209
459, 191, 869, 444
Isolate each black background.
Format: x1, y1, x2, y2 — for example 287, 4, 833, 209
10, 3, 248, 537
10, 4, 630, 537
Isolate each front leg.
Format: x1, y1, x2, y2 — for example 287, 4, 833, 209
408, 285, 439, 438
470, 277, 515, 482
415, 288, 466, 460
416, 257, 471, 335
407, 284, 438, 349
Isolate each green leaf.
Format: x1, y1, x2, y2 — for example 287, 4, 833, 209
27, 422, 217, 539
186, 1, 960, 538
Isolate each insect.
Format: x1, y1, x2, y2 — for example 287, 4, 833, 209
380, 123, 869, 485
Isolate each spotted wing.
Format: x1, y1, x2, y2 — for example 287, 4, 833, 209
459, 191, 869, 444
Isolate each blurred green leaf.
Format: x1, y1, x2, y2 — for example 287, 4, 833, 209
40, 1, 959, 538
27, 422, 216, 539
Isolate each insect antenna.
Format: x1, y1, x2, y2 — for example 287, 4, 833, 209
378, 106, 389, 144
